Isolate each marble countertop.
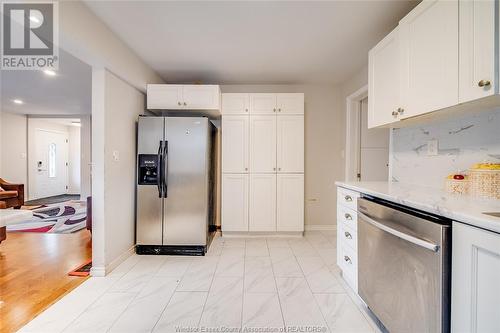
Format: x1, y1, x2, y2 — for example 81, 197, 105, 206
336, 181, 500, 234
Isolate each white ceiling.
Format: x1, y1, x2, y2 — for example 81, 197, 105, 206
1, 49, 92, 116
86, 0, 418, 85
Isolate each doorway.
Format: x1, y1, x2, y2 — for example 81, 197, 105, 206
345, 86, 390, 182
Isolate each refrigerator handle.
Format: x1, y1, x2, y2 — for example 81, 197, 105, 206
157, 141, 163, 198
163, 141, 168, 198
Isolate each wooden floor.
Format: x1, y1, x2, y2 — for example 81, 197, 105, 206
0, 230, 92, 333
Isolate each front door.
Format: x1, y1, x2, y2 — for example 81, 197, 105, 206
31, 129, 69, 200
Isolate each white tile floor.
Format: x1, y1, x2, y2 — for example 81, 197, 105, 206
19, 231, 379, 333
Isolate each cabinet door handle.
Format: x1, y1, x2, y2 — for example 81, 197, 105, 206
245, 167, 248, 171
245, 108, 248, 112
278, 167, 281, 171
397, 107, 404, 115
392, 110, 398, 117
183, 102, 187, 106
273, 108, 276, 112
344, 256, 352, 264
273, 167, 276, 171
344, 195, 352, 202
344, 231, 352, 239
278, 108, 282, 112
478, 80, 491, 87
178, 102, 182, 106
344, 213, 352, 220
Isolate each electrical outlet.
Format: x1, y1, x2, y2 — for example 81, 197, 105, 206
427, 140, 439, 156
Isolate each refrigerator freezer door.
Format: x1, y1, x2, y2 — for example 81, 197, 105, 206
163, 117, 209, 246
137, 117, 164, 245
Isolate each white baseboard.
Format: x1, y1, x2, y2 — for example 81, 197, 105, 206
222, 231, 303, 238
90, 245, 135, 277
304, 224, 337, 231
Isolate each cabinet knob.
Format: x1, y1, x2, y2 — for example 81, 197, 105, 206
478, 80, 491, 87
278, 108, 282, 112
273, 167, 276, 171
392, 110, 399, 117
245, 108, 248, 112
344, 231, 352, 239
278, 167, 281, 171
178, 102, 182, 106
397, 107, 404, 115
344, 213, 352, 220
245, 167, 248, 171
183, 102, 187, 106
344, 256, 352, 264
344, 195, 352, 202
273, 108, 276, 112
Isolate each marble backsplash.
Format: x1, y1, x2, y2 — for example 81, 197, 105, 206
390, 108, 500, 188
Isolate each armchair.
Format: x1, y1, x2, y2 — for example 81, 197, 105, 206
0, 178, 24, 209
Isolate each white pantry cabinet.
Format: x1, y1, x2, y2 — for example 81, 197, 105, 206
147, 84, 220, 110
221, 93, 250, 115
249, 174, 276, 232
452, 222, 500, 333
222, 116, 249, 173
221, 174, 249, 232
249, 115, 277, 173
249, 93, 277, 115
399, 0, 459, 119
368, 27, 401, 128
277, 174, 304, 232
277, 115, 304, 173
459, 0, 496, 103
276, 93, 305, 115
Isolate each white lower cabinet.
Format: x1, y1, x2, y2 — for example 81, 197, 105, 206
452, 222, 500, 333
277, 174, 304, 232
221, 174, 249, 232
249, 174, 276, 232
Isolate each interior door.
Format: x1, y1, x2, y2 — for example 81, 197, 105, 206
399, 0, 459, 118
277, 115, 304, 173
250, 115, 276, 173
222, 115, 249, 173
249, 174, 276, 232
249, 93, 277, 114
163, 117, 208, 245
137, 116, 164, 246
31, 129, 68, 200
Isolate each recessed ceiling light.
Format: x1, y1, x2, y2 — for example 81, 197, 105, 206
13, 99, 24, 105
43, 69, 56, 76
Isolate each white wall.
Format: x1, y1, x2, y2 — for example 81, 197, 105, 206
80, 115, 92, 200
68, 126, 81, 194
0, 112, 28, 186
92, 68, 145, 276
221, 85, 343, 228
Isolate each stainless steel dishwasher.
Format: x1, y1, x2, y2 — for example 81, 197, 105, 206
357, 197, 451, 333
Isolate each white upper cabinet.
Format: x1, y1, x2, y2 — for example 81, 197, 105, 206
368, 28, 401, 128
250, 115, 277, 173
222, 174, 249, 232
221, 93, 250, 115
222, 116, 249, 173
249, 93, 277, 114
399, 0, 459, 119
277, 174, 304, 232
182, 85, 220, 110
249, 174, 276, 232
147, 84, 220, 110
459, 0, 496, 103
277, 93, 305, 115
277, 115, 304, 173
147, 85, 183, 110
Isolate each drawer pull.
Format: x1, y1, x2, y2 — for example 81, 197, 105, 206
344, 256, 352, 264
344, 213, 352, 220
344, 231, 352, 239
344, 195, 353, 202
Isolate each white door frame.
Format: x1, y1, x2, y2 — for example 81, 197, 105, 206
344, 85, 368, 182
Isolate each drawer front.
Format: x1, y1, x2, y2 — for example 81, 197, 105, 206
340, 244, 358, 292
337, 187, 360, 211
337, 205, 358, 232
341, 223, 357, 251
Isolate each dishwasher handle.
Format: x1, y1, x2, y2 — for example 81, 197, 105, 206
358, 212, 439, 252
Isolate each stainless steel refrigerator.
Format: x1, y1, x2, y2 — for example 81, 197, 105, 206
136, 116, 216, 255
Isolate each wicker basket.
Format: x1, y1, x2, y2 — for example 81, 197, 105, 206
445, 178, 470, 195
469, 168, 500, 199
